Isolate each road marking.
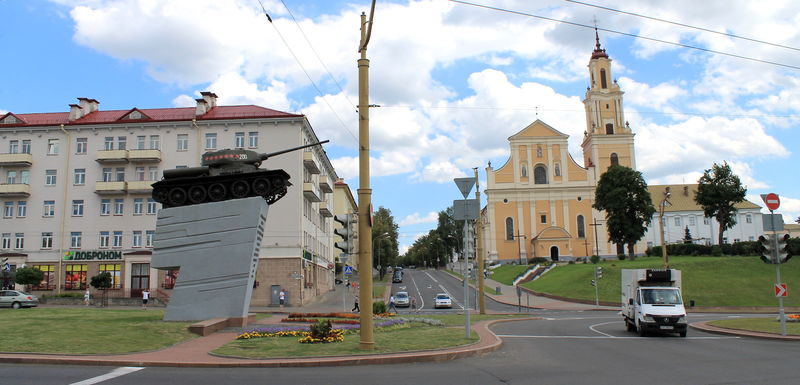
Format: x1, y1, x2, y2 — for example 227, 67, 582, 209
70, 367, 145, 385
589, 321, 617, 337
409, 271, 426, 310
496, 335, 738, 340
425, 271, 439, 283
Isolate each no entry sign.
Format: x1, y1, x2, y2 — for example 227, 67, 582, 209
762, 193, 780, 211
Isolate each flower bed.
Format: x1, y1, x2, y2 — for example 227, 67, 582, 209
236, 318, 409, 340
281, 317, 361, 325
287, 312, 360, 319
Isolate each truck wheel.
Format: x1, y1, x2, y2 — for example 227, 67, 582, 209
626, 320, 636, 332
679, 330, 687, 337
637, 321, 647, 337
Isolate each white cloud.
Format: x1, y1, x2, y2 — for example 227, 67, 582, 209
400, 212, 439, 227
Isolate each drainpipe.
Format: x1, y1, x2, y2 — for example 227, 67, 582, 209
56, 124, 72, 294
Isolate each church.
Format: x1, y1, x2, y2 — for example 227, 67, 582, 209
482, 34, 636, 262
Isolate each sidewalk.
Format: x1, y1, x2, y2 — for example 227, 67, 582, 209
467, 275, 618, 312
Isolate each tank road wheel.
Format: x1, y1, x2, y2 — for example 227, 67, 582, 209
188, 185, 207, 204
168, 187, 188, 206
231, 180, 250, 198
208, 183, 226, 201
152, 187, 169, 205
252, 178, 271, 195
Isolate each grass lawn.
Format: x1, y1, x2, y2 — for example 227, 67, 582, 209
0, 308, 195, 354
709, 318, 800, 336
525, 256, 800, 307
489, 265, 529, 285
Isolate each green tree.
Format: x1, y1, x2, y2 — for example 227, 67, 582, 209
694, 161, 746, 246
372, 206, 399, 280
14, 266, 44, 289
683, 226, 693, 244
90, 271, 113, 307
593, 165, 656, 257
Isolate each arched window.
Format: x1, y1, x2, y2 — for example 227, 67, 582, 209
554, 163, 561, 177
610, 153, 619, 166
605, 123, 613, 134
505, 217, 514, 241
600, 69, 608, 89
534, 165, 547, 184
577, 215, 586, 238
521, 164, 528, 178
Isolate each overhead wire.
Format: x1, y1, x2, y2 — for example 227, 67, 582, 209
448, 0, 800, 71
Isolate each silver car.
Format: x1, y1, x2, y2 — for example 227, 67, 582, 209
395, 291, 410, 307
0, 290, 39, 309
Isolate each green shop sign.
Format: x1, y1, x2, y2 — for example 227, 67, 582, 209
63, 251, 123, 261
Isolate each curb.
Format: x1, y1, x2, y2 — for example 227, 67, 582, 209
690, 321, 800, 341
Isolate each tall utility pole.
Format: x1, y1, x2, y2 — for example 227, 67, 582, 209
357, 1, 376, 350
475, 167, 486, 314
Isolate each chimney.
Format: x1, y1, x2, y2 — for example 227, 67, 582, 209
195, 98, 208, 116
77, 98, 100, 114
68, 104, 83, 121
200, 91, 218, 108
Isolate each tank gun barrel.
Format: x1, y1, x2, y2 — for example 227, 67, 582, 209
259, 140, 329, 161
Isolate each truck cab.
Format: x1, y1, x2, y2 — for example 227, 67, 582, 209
622, 269, 687, 337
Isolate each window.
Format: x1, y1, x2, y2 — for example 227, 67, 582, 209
132, 263, 152, 291
541, 214, 547, 224
205, 133, 217, 149
249, 132, 258, 148
117, 136, 127, 150
605, 123, 614, 134
17, 201, 26, 217
1, 233, 10, 249
45, 170, 57, 185
72, 200, 84, 216
148, 167, 158, 181
100, 199, 110, 215
102, 168, 112, 182
610, 153, 619, 166
73, 168, 86, 185
6, 170, 16, 184
64, 264, 87, 290
41, 232, 53, 249
14, 233, 23, 249
133, 231, 142, 247
99, 264, 122, 289
136, 167, 146, 181
703, 217, 710, 225
31, 265, 55, 290
149, 135, 160, 150
147, 198, 157, 214
534, 165, 547, 184
47, 138, 59, 155
554, 163, 561, 177
674, 217, 682, 226
20, 170, 29, 184
112, 231, 123, 248
76, 137, 88, 154
43, 201, 55, 217
115, 167, 125, 182
133, 198, 143, 215
114, 199, 124, 215
600, 68, 608, 88
99, 231, 109, 248
3, 202, 13, 217
577, 215, 586, 238
137, 136, 146, 150
70, 232, 82, 248
746, 214, 752, 224
21, 140, 31, 154
235, 132, 245, 148
9, 140, 18, 153
505, 217, 514, 241
104, 137, 114, 150
177, 134, 188, 151
146, 230, 155, 247
689, 216, 696, 226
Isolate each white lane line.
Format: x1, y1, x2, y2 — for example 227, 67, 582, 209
589, 321, 617, 337
425, 271, 439, 284
409, 271, 426, 310
70, 367, 145, 385
496, 335, 738, 340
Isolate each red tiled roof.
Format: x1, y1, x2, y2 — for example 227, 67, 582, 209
0, 105, 302, 128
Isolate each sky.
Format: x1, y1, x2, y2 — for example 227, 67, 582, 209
1, 0, 798, 253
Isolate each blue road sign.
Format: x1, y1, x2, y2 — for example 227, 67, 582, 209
344, 266, 354, 275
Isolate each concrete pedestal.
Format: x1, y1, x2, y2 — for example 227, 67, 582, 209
152, 197, 268, 321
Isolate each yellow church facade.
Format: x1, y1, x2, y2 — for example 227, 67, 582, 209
483, 35, 636, 262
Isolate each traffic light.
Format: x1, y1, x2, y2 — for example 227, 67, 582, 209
333, 214, 357, 255
596, 266, 603, 280
591, 279, 596, 286
777, 234, 791, 263
759, 235, 774, 264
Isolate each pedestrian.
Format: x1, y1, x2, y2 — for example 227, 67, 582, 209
411, 295, 418, 313
352, 294, 360, 312
84, 289, 91, 306
142, 289, 150, 310
279, 289, 286, 309
388, 293, 397, 314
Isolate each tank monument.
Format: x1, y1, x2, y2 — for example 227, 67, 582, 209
150, 140, 328, 322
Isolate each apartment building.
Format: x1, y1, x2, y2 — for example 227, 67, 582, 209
0, 93, 339, 306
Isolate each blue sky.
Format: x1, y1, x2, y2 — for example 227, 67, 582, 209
2, 0, 798, 252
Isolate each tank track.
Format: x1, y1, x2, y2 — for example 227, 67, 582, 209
151, 169, 291, 208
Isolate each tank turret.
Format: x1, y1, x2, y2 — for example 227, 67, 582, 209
152, 140, 328, 208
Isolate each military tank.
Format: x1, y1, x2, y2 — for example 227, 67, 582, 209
151, 140, 328, 208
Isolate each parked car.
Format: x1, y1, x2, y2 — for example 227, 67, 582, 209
392, 270, 403, 283
0, 290, 39, 309
395, 291, 410, 307
434, 293, 452, 309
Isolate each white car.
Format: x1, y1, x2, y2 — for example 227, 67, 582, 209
395, 291, 410, 307
434, 293, 452, 309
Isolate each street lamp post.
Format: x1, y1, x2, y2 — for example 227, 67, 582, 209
374, 232, 389, 281
659, 187, 672, 269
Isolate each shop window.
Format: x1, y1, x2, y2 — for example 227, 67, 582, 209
31, 265, 55, 290
64, 264, 88, 290
99, 264, 122, 289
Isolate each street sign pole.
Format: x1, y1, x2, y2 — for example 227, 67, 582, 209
772, 209, 787, 336
463, 220, 470, 338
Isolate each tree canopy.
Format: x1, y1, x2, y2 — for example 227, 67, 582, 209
372, 206, 399, 280
14, 266, 44, 287
593, 165, 656, 256
694, 161, 746, 246
401, 207, 463, 268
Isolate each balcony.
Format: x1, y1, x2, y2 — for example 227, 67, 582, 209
303, 151, 321, 174
128, 149, 162, 163
318, 174, 333, 193
318, 202, 333, 217
303, 182, 321, 202
96, 150, 129, 163
0, 183, 31, 197
127, 180, 154, 194
0, 153, 33, 167
95, 181, 127, 194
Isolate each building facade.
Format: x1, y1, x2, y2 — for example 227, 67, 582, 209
0, 93, 338, 306
333, 178, 358, 273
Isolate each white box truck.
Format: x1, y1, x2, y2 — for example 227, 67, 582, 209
621, 269, 687, 337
